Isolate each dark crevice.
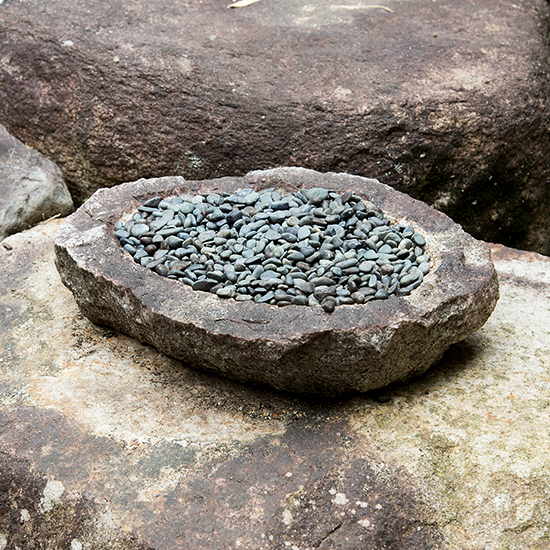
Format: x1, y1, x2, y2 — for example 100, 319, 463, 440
315, 521, 344, 548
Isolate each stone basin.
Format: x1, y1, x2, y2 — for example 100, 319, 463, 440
54, 168, 499, 396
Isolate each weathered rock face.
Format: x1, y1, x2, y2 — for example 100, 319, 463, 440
0, 452, 148, 550
1, 216, 549, 549
0, 124, 74, 241
1, 0, 550, 253
54, 168, 499, 396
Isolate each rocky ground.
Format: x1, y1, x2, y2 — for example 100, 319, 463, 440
0, 217, 549, 549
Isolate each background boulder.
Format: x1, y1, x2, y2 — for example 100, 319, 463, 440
0, 124, 73, 241
1, 0, 550, 253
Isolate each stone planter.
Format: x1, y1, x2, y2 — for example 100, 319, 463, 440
54, 168, 499, 396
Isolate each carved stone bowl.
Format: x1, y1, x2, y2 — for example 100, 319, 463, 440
54, 168, 499, 396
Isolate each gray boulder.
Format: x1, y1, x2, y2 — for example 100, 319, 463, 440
1, 0, 550, 253
0, 124, 73, 241
54, 168, 499, 396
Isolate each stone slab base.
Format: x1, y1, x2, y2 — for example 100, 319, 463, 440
0, 218, 549, 548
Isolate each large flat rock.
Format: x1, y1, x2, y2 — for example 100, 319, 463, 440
1, 0, 550, 253
53, 168, 499, 396
1, 215, 550, 549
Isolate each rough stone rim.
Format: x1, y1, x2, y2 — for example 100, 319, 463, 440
65, 170, 478, 336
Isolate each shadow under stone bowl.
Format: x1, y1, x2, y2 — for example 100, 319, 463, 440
54, 168, 499, 396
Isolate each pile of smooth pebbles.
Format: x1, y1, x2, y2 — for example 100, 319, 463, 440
114, 187, 430, 313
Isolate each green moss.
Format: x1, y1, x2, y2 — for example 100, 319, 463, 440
183, 151, 205, 172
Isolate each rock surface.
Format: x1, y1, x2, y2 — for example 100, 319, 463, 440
0, 124, 74, 241
54, 168, 499, 396
1, 0, 550, 253
1, 216, 549, 549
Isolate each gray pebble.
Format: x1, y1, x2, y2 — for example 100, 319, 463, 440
419, 262, 431, 275
260, 269, 280, 280
116, 188, 430, 312
403, 225, 415, 238
400, 269, 422, 287
304, 188, 329, 204
295, 281, 314, 294
412, 233, 426, 246
115, 229, 130, 239
358, 261, 374, 273
131, 224, 150, 238
274, 289, 291, 301
271, 200, 289, 210
192, 279, 218, 291
287, 251, 305, 262
244, 191, 260, 205
363, 250, 379, 260
256, 291, 275, 303
337, 258, 358, 269
374, 288, 388, 299
264, 229, 281, 241
309, 276, 335, 287
416, 254, 430, 264
166, 236, 183, 249
321, 297, 336, 313
314, 285, 337, 302
155, 265, 169, 277
297, 226, 311, 240
217, 286, 236, 298
235, 294, 253, 301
